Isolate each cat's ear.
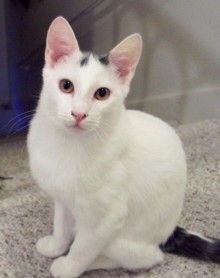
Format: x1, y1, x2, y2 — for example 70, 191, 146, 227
109, 34, 142, 84
45, 16, 80, 67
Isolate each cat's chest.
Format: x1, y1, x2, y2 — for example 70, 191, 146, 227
30, 134, 106, 202
28, 118, 128, 205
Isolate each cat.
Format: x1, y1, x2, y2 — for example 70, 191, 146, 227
27, 16, 220, 278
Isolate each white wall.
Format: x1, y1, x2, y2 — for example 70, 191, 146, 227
76, 0, 220, 124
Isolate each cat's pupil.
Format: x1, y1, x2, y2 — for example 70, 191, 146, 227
99, 88, 106, 97
63, 80, 71, 89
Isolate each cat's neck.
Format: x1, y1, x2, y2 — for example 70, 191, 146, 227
36, 104, 127, 153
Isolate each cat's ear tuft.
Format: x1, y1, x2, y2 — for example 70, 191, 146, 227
109, 34, 142, 84
45, 16, 80, 67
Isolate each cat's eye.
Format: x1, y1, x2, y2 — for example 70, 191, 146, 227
59, 79, 74, 94
94, 88, 111, 100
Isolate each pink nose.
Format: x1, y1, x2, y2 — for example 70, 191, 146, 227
71, 112, 87, 123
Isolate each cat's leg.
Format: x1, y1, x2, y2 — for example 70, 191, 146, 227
50, 201, 128, 278
37, 200, 75, 258
87, 256, 119, 271
105, 239, 164, 270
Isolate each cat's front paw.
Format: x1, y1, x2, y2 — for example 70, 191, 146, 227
36, 235, 70, 258
50, 256, 81, 278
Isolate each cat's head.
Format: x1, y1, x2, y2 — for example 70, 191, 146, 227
40, 16, 142, 136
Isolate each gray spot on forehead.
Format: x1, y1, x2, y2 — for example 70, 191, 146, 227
80, 52, 109, 67
80, 53, 91, 67
98, 54, 109, 65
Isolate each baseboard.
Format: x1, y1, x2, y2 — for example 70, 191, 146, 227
126, 87, 220, 124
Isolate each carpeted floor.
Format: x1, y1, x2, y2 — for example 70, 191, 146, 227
0, 119, 220, 278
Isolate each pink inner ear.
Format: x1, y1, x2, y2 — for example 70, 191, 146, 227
109, 34, 142, 83
47, 36, 75, 67
113, 57, 131, 78
111, 56, 131, 78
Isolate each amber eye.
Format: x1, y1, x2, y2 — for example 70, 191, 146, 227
59, 79, 74, 94
94, 88, 110, 100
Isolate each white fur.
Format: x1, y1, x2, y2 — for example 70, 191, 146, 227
27, 17, 187, 278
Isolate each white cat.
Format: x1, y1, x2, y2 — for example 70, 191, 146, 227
27, 17, 220, 278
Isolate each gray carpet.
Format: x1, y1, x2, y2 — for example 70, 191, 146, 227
0, 119, 220, 278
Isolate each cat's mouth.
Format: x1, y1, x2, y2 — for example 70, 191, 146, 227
73, 123, 83, 129
66, 121, 92, 132
67, 122, 84, 130
63, 118, 97, 133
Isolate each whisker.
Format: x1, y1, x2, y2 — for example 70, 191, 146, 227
58, 115, 72, 122
32, 94, 40, 100
94, 129, 105, 143
85, 118, 113, 139
99, 127, 111, 140
6, 114, 33, 138
3, 123, 30, 145
7, 123, 30, 138
100, 121, 113, 131
1, 110, 35, 132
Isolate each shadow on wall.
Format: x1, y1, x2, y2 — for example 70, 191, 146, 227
79, 0, 220, 123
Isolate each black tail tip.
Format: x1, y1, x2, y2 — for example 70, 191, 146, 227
160, 226, 220, 263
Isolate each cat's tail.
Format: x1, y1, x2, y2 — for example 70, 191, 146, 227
160, 226, 220, 263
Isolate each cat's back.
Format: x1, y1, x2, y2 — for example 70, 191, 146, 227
125, 109, 185, 166
126, 109, 178, 141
